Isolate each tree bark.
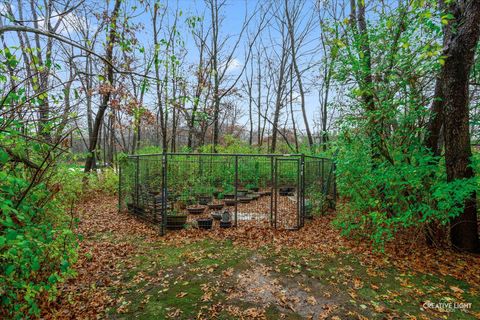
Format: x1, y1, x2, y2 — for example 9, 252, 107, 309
84, 0, 121, 172
285, 0, 313, 149
440, 0, 480, 252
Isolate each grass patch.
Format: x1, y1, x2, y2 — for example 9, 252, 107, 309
109, 239, 252, 319
262, 248, 480, 319
106, 239, 479, 319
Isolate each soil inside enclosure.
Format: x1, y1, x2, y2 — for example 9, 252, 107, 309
45, 194, 480, 319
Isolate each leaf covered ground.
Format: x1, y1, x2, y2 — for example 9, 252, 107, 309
45, 194, 480, 319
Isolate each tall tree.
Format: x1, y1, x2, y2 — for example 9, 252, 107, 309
84, 0, 121, 172
284, 0, 314, 150
437, 0, 480, 252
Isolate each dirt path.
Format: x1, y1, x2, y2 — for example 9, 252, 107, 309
45, 194, 480, 319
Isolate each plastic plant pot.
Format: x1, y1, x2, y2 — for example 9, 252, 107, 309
250, 193, 260, 200
224, 199, 236, 206
197, 195, 212, 205
187, 205, 206, 214
197, 218, 213, 230
279, 186, 295, 196
236, 190, 247, 197
220, 220, 232, 228
166, 214, 188, 230
238, 196, 252, 203
208, 203, 224, 210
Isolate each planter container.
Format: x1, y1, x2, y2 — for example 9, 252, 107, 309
236, 190, 247, 197
166, 215, 187, 230
133, 205, 145, 215
197, 218, 213, 230
224, 193, 235, 199
250, 193, 260, 200
220, 220, 232, 228
279, 186, 295, 196
208, 203, 224, 210
197, 195, 213, 205
238, 196, 252, 203
224, 199, 236, 206
187, 205, 206, 215
249, 187, 259, 192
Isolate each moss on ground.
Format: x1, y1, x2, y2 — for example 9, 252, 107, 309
106, 240, 479, 319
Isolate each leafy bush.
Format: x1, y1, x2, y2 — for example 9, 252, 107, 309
86, 168, 119, 195
0, 152, 79, 318
327, 5, 480, 248
333, 134, 477, 248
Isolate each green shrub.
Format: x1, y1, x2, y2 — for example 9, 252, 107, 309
0, 153, 78, 318
333, 135, 477, 248
87, 168, 119, 195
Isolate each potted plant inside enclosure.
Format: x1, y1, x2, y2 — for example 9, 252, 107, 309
177, 190, 195, 209
194, 182, 214, 205
221, 183, 235, 199
166, 210, 188, 230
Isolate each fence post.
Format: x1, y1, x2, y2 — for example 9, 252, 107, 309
300, 155, 304, 228
118, 159, 122, 213
234, 155, 238, 227
161, 153, 167, 235
270, 156, 274, 227
333, 161, 337, 209
135, 156, 139, 211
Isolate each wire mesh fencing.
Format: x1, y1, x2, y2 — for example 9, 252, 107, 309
119, 153, 335, 235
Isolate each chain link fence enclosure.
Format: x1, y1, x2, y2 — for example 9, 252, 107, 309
119, 153, 335, 235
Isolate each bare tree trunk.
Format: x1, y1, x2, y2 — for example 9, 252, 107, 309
153, 3, 168, 152
256, 52, 262, 146
210, 0, 221, 151
285, 0, 313, 149
289, 64, 299, 152
84, 0, 121, 172
246, 58, 254, 145
271, 28, 289, 153
188, 31, 207, 149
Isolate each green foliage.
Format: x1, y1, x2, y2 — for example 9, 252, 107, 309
86, 168, 119, 195
334, 135, 477, 248
330, 4, 477, 248
0, 48, 81, 318
0, 153, 79, 318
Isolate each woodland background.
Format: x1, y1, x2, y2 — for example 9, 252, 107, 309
1, 0, 480, 317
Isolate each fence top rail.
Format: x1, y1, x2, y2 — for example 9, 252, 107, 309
125, 152, 331, 160
303, 155, 332, 160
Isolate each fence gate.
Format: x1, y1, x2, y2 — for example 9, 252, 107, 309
274, 157, 302, 230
